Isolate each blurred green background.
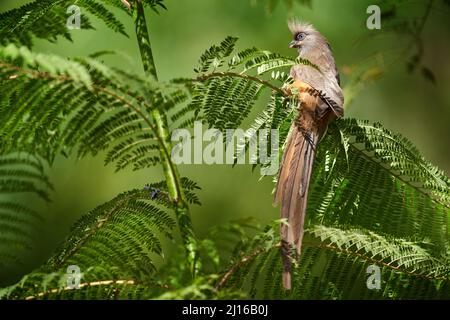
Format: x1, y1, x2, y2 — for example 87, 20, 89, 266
1, 0, 449, 286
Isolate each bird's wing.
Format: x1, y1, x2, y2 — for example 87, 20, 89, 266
290, 60, 344, 118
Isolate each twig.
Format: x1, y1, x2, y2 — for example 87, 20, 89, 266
194, 72, 287, 96
194, 71, 342, 116
215, 236, 450, 291
306, 241, 450, 283
25, 279, 171, 300
215, 243, 281, 290
131, 0, 200, 276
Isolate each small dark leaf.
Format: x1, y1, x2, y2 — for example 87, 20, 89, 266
88, 50, 116, 59
406, 54, 421, 73
381, 6, 396, 20
421, 66, 437, 85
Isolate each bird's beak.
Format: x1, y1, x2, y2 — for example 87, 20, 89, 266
289, 40, 298, 48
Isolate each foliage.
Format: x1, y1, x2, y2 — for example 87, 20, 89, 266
0, 154, 47, 272
343, 0, 440, 105
0, 43, 190, 170
0, 0, 449, 300
0, 0, 167, 47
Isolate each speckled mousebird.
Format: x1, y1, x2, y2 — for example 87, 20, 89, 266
273, 20, 344, 290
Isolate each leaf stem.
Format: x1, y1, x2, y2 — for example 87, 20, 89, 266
131, 0, 200, 275
194, 72, 287, 96
24, 279, 171, 300
216, 237, 450, 290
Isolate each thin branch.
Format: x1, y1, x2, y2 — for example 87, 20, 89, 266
348, 141, 450, 209
215, 244, 281, 290
51, 197, 129, 269
194, 72, 342, 117
194, 72, 287, 96
307, 241, 450, 283
131, 0, 200, 276
216, 236, 450, 290
24, 279, 170, 300
0, 62, 176, 176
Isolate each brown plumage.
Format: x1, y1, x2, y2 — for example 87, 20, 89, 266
273, 21, 344, 290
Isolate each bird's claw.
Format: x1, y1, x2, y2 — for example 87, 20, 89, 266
121, 0, 132, 10
284, 80, 313, 97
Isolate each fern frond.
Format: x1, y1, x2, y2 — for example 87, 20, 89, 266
187, 39, 449, 242
0, 1, 79, 47
180, 38, 315, 132
0, 265, 163, 300
0, 44, 187, 172
42, 178, 199, 278
210, 116, 450, 298
0, 0, 129, 47
45, 188, 175, 278
339, 119, 449, 205
232, 51, 297, 75
0, 154, 47, 272
0, 156, 52, 197
179, 177, 202, 205
2, 176, 201, 299
142, 0, 167, 12
216, 221, 450, 299
308, 225, 450, 280
168, 38, 450, 300
190, 76, 264, 131
154, 275, 245, 300
77, 0, 127, 36
0, 203, 37, 259
304, 120, 450, 249
195, 36, 238, 74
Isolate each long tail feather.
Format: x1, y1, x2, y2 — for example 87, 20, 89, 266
274, 122, 319, 290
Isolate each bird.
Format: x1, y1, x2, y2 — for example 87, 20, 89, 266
273, 20, 344, 290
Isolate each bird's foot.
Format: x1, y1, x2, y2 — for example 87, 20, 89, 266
284, 80, 314, 97
121, 0, 132, 10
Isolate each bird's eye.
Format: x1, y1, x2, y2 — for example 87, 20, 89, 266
295, 32, 306, 41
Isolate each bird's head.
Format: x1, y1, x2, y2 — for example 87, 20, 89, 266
288, 20, 328, 55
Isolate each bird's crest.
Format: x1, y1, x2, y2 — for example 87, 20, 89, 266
288, 20, 317, 35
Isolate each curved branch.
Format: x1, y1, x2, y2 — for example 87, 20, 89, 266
215, 244, 281, 290
193, 72, 342, 117
24, 279, 170, 300
194, 72, 287, 96
131, 0, 200, 276
216, 237, 450, 290
0, 62, 176, 183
